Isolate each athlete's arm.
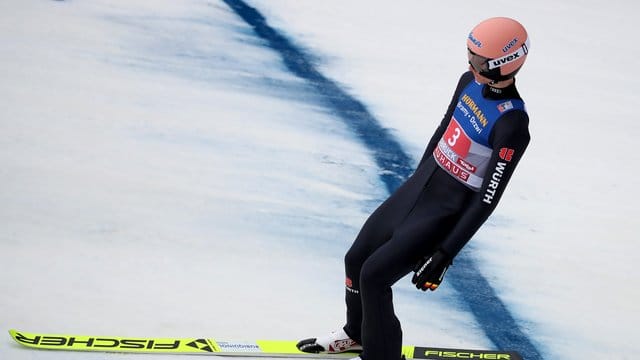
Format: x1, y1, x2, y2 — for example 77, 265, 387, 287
438, 110, 531, 258
417, 72, 474, 169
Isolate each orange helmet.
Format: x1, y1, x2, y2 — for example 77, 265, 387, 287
467, 17, 530, 81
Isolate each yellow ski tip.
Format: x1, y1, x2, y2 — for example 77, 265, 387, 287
9, 329, 39, 348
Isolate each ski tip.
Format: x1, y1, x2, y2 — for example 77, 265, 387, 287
8, 329, 40, 349
8, 329, 24, 345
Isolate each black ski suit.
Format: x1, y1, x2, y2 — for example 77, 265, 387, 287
342, 71, 530, 360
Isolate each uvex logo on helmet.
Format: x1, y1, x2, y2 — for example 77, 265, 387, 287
502, 38, 519, 53
488, 41, 529, 70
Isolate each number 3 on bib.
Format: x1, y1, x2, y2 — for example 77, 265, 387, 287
448, 127, 461, 146
444, 119, 471, 157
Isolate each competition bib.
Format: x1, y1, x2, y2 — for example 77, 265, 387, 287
433, 81, 525, 190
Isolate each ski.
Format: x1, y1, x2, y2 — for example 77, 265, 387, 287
9, 329, 522, 360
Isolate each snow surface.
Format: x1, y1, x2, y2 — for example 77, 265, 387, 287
1, 0, 639, 359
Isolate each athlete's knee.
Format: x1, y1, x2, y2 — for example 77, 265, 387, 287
344, 244, 367, 277
359, 256, 388, 292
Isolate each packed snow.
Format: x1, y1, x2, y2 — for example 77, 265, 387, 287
1, 0, 638, 359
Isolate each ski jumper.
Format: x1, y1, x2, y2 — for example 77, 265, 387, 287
342, 71, 530, 360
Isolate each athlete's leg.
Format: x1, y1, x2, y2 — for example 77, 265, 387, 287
343, 199, 407, 341
358, 170, 470, 360
342, 174, 430, 342
358, 212, 457, 360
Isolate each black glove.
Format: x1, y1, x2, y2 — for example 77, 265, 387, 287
411, 249, 451, 291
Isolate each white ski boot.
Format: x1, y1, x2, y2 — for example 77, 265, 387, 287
297, 327, 362, 354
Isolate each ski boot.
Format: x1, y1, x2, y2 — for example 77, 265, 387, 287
297, 327, 362, 354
